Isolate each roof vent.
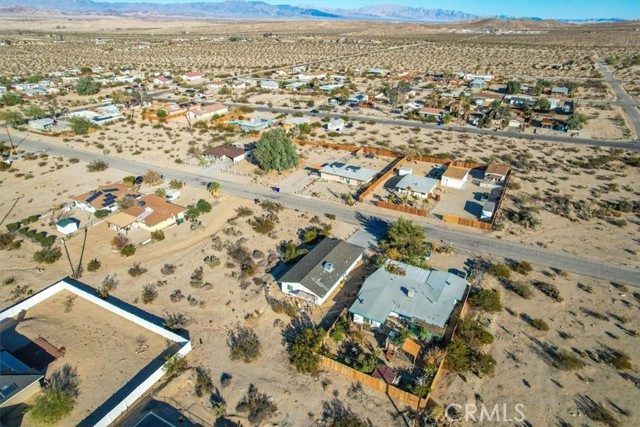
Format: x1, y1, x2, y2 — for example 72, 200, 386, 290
323, 262, 334, 273
138, 201, 145, 207
408, 288, 415, 298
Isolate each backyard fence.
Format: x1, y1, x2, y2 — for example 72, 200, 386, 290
357, 157, 407, 202
490, 170, 512, 229
442, 214, 493, 230
374, 201, 428, 217
319, 356, 428, 409
293, 139, 360, 152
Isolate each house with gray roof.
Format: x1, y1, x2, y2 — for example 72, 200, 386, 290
279, 238, 364, 306
0, 350, 43, 416
395, 175, 439, 199
319, 162, 376, 186
349, 260, 467, 334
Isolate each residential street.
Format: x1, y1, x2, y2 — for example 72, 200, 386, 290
595, 59, 640, 138
13, 136, 640, 287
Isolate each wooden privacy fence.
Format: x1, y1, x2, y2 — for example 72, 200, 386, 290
293, 139, 360, 152
490, 170, 512, 228
357, 156, 407, 202
374, 201, 428, 217
320, 356, 427, 409
442, 214, 493, 230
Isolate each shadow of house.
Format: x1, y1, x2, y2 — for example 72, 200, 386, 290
463, 200, 483, 218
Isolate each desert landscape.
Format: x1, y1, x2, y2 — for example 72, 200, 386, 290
0, 3, 639, 427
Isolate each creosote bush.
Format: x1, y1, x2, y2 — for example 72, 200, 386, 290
227, 325, 262, 363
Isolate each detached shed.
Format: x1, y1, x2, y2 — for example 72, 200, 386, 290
56, 218, 79, 235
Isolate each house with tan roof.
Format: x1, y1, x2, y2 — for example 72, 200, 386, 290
186, 103, 229, 121
71, 183, 136, 213
181, 72, 203, 81
112, 195, 186, 232
418, 107, 445, 119
484, 164, 509, 183
202, 145, 247, 163
441, 166, 470, 189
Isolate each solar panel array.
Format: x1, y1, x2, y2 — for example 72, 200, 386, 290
85, 190, 103, 204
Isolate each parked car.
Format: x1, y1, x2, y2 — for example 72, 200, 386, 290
310, 109, 319, 114
457, 270, 468, 280
134, 176, 144, 185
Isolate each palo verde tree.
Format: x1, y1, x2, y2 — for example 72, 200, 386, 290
254, 128, 299, 172
506, 81, 521, 94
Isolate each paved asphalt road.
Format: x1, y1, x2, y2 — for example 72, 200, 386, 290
218, 102, 640, 151
596, 60, 640, 138
12, 136, 640, 287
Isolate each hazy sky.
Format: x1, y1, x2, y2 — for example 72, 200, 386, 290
102, 0, 640, 19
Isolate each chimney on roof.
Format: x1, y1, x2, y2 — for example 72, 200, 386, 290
408, 288, 415, 298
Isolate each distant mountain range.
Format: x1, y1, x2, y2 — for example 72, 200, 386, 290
0, 0, 629, 23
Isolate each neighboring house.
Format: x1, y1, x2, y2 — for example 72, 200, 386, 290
282, 117, 309, 130
469, 79, 486, 89
319, 162, 376, 186
551, 86, 569, 96
326, 118, 344, 131
348, 93, 368, 106
297, 71, 326, 81
121, 195, 186, 232
292, 65, 307, 74
285, 81, 306, 90
151, 76, 171, 85
562, 101, 574, 114
231, 118, 275, 132
484, 164, 509, 182
441, 166, 470, 189
258, 80, 279, 90
397, 166, 413, 176
28, 118, 70, 132
0, 350, 44, 417
403, 101, 422, 114
505, 95, 535, 109
187, 103, 229, 121
395, 175, 439, 199
418, 107, 444, 119
202, 144, 247, 163
279, 238, 364, 306
368, 68, 390, 75
349, 260, 468, 334
207, 80, 226, 89
182, 72, 203, 81
56, 218, 79, 235
318, 83, 343, 92
71, 183, 134, 213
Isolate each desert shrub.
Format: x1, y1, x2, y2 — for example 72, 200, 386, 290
505, 280, 533, 299
602, 348, 633, 371
120, 244, 136, 257
94, 209, 110, 218
259, 200, 282, 213
444, 338, 471, 373
321, 399, 369, 427
97, 275, 119, 298
111, 234, 129, 250
169, 179, 183, 189
533, 280, 563, 302
251, 215, 275, 234
29, 390, 75, 424
281, 241, 309, 263
289, 327, 325, 374
47, 364, 79, 398
236, 384, 277, 425
204, 255, 221, 269
227, 326, 262, 363
511, 208, 541, 229
194, 366, 214, 397
325, 213, 336, 220
254, 128, 299, 171
270, 300, 297, 317
128, 262, 147, 277
531, 318, 550, 331
86, 160, 109, 172
235, 206, 253, 217
513, 261, 533, 275
456, 319, 494, 346
186, 199, 212, 218
87, 259, 101, 272
329, 318, 349, 342
163, 312, 191, 331
0, 232, 20, 251
33, 247, 62, 264
5, 222, 20, 232
150, 230, 165, 241
143, 169, 162, 185
164, 355, 188, 378
169, 289, 185, 302
161, 263, 176, 275
553, 349, 585, 370
488, 263, 511, 279
141, 284, 158, 304
154, 188, 166, 197
190, 266, 204, 287
469, 288, 502, 312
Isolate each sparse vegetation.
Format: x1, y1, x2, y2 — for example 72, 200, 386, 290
227, 325, 262, 363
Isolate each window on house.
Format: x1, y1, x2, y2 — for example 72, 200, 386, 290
287, 284, 293, 292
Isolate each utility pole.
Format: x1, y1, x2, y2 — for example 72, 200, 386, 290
60, 238, 75, 278
413, 373, 427, 427
76, 228, 88, 278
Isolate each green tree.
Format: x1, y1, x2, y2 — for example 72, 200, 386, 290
533, 97, 551, 111
75, 77, 99, 96
487, 263, 511, 279
29, 390, 75, 424
380, 217, 428, 264
469, 289, 502, 313
567, 113, 588, 130
68, 117, 95, 135
156, 109, 168, 118
0, 91, 22, 106
289, 327, 325, 374
506, 81, 521, 94
0, 110, 24, 126
23, 105, 47, 119
254, 128, 299, 171
26, 74, 44, 83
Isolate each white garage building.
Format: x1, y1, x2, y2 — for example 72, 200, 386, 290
441, 166, 470, 189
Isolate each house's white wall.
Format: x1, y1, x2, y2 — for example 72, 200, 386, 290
352, 313, 381, 328
441, 177, 466, 189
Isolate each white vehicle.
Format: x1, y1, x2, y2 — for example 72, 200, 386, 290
165, 190, 181, 201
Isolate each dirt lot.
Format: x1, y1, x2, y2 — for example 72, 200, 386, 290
433, 268, 640, 427
0, 290, 170, 427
